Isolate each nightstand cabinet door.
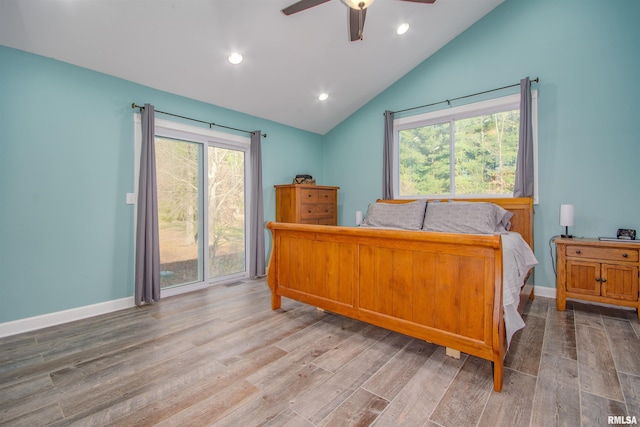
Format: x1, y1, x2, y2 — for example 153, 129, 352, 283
601, 263, 639, 301
566, 260, 600, 296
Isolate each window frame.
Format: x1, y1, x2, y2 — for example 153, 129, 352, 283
392, 90, 538, 203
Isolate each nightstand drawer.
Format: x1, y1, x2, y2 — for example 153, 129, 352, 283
566, 245, 639, 262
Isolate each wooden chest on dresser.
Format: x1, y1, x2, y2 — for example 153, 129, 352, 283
556, 237, 640, 319
274, 184, 339, 225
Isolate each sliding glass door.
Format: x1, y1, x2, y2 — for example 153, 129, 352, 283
153, 127, 249, 290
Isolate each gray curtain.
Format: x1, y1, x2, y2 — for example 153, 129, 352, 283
514, 77, 534, 197
249, 131, 265, 278
135, 104, 161, 305
383, 110, 394, 199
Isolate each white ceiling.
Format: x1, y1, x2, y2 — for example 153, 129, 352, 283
0, 0, 504, 135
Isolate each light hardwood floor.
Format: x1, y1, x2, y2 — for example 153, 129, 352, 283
1, 279, 639, 426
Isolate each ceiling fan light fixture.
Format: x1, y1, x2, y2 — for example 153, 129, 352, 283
341, 0, 375, 10
397, 23, 410, 35
228, 52, 243, 65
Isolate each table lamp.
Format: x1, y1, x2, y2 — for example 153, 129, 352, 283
560, 204, 574, 238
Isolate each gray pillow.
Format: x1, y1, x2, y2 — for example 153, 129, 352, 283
422, 202, 513, 234
361, 199, 427, 230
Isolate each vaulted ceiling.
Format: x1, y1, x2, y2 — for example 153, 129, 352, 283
0, 0, 504, 134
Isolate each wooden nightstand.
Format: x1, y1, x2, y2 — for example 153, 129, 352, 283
274, 184, 339, 225
556, 237, 640, 319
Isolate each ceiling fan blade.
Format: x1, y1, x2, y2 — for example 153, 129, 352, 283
348, 7, 367, 41
281, 0, 332, 15
398, 0, 436, 3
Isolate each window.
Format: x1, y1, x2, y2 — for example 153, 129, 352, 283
393, 91, 538, 200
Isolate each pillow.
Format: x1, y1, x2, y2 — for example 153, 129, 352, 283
360, 199, 427, 230
422, 202, 513, 234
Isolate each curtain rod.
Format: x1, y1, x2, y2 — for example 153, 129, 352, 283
389, 77, 539, 115
131, 103, 267, 138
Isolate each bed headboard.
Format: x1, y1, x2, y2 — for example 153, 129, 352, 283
378, 197, 534, 249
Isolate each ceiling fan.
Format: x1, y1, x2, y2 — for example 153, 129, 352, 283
281, 0, 436, 42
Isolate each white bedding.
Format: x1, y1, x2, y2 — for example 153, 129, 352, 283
501, 232, 538, 346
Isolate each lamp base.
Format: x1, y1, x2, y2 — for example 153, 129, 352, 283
561, 226, 573, 238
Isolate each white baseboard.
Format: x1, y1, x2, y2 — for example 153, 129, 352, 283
0, 297, 136, 338
534, 285, 556, 299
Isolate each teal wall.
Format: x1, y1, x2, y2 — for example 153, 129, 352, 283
2, 0, 640, 324
0, 46, 323, 323
324, 0, 640, 289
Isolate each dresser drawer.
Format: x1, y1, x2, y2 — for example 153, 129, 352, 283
300, 189, 319, 203
317, 190, 335, 204
566, 245, 639, 262
316, 203, 335, 218
300, 204, 335, 219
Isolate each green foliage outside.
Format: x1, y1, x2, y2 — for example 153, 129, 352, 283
399, 109, 519, 197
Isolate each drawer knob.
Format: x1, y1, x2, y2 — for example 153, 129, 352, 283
623, 253, 628, 258
595, 278, 601, 282
575, 250, 581, 254
602, 278, 607, 283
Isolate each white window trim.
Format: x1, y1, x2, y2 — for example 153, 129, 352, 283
392, 90, 539, 203
133, 114, 251, 298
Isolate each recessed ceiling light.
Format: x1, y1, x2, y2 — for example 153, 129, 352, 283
319, 93, 329, 101
228, 52, 243, 65
397, 23, 410, 35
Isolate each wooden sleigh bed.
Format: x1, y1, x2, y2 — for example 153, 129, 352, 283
266, 197, 535, 392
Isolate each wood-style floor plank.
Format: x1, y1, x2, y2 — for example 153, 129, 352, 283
317, 388, 389, 427
603, 317, 640, 376
429, 356, 494, 427
580, 391, 628, 427
530, 353, 581, 427
619, 372, 640, 420
576, 324, 624, 401
477, 367, 537, 427
362, 338, 437, 402
504, 313, 545, 376
371, 346, 466, 427
543, 307, 577, 360
1, 281, 639, 426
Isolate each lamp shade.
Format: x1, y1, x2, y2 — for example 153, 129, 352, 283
560, 204, 575, 227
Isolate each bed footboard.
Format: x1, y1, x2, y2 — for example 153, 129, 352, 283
266, 222, 507, 392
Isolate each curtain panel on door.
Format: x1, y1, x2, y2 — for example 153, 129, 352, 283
135, 104, 161, 305
249, 131, 265, 278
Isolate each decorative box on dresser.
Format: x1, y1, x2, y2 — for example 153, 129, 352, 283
556, 237, 640, 319
275, 184, 339, 225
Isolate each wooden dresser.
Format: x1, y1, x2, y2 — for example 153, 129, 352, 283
275, 184, 339, 225
556, 237, 640, 319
